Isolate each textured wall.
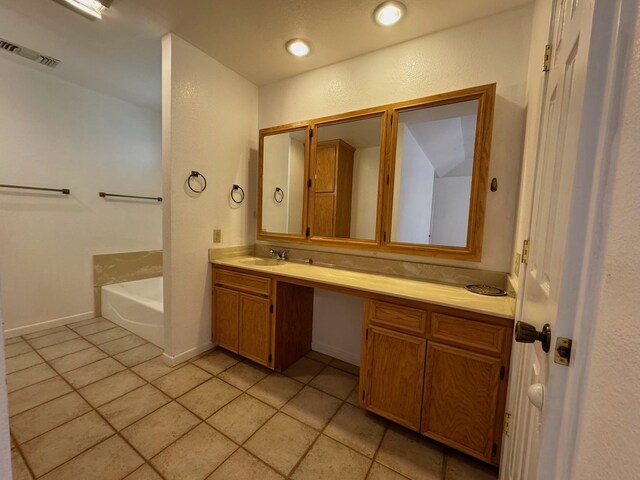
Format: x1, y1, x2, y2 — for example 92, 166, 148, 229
162, 34, 259, 361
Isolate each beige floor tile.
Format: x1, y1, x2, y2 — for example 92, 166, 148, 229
5, 341, 33, 358
247, 373, 304, 409
132, 356, 182, 382
152, 364, 212, 398
114, 343, 163, 367
100, 334, 147, 356
207, 393, 276, 444
218, 361, 270, 391
10, 392, 92, 444
7, 363, 57, 393
21, 411, 113, 477
6, 351, 44, 374
377, 425, 443, 480
49, 347, 108, 373
306, 350, 333, 364
28, 330, 79, 349
325, 403, 387, 458
74, 318, 117, 336
79, 370, 146, 407
177, 377, 241, 419
151, 423, 236, 480
68, 317, 103, 330
63, 357, 126, 388
124, 464, 163, 480
192, 349, 240, 375
39, 435, 144, 480
207, 448, 283, 480
84, 326, 131, 345
38, 338, 93, 361
347, 386, 360, 405
292, 434, 371, 480
11, 449, 33, 480
8, 377, 72, 417
121, 402, 200, 459
283, 357, 325, 384
330, 358, 360, 376
6, 335, 23, 345
245, 412, 318, 475
24, 325, 70, 340
99, 384, 170, 430
367, 462, 409, 480
281, 386, 342, 430
310, 365, 359, 399
445, 452, 498, 480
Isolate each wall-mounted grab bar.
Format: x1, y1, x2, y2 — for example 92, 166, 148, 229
99, 192, 162, 202
0, 183, 70, 194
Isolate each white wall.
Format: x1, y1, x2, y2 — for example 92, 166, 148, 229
350, 147, 380, 240
162, 34, 258, 362
0, 57, 161, 335
431, 176, 472, 246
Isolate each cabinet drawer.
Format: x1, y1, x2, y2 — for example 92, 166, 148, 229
213, 268, 271, 297
368, 300, 427, 336
429, 313, 506, 355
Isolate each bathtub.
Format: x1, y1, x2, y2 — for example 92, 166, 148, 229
101, 276, 164, 348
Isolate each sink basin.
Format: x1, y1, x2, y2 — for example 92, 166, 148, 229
239, 257, 284, 267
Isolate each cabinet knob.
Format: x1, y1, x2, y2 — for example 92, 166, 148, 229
514, 321, 551, 353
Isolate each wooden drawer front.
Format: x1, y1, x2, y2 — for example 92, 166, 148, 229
430, 313, 506, 355
369, 300, 427, 336
213, 269, 271, 297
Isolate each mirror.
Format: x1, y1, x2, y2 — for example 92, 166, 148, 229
311, 115, 384, 241
260, 128, 307, 236
390, 100, 478, 248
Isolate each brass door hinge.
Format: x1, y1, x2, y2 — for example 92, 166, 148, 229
521, 239, 530, 265
543, 44, 552, 72
504, 412, 512, 436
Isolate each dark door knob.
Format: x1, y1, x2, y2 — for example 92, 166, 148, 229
515, 321, 551, 353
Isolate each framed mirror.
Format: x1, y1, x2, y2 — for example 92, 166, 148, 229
258, 126, 309, 240
309, 113, 386, 244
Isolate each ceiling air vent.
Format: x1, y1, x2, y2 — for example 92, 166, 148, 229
0, 38, 61, 68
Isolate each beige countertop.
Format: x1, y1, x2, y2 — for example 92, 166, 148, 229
211, 256, 516, 319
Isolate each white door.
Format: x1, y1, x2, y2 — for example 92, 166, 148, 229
501, 0, 618, 478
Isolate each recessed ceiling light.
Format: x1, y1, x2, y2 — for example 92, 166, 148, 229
285, 39, 311, 57
373, 1, 406, 27
52, 0, 113, 20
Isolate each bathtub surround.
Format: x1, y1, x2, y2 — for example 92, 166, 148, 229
0, 57, 161, 337
162, 34, 259, 365
93, 250, 163, 316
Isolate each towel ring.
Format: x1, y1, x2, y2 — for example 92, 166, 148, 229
187, 171, 207, 194
230, 184, 245, 204
274, 187, 284, 204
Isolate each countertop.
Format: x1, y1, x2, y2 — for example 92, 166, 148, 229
211, 256, 516, 319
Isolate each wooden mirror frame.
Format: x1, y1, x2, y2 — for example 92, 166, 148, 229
256, 83, 496, 262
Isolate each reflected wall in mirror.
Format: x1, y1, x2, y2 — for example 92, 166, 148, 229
390, 100, 478, 248
312, 115, 383, 241
260, 128, 307, 236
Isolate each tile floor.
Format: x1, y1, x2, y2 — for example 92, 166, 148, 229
6, 317, 499, 480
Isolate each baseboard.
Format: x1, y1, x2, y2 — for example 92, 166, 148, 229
162, 342, 214, 367
3, 311, 95, 339
311, 341, 360, 366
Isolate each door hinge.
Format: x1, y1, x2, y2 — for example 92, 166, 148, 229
521, 239, 530, 265
307, 178, 312, 188
305, 227, 310, 237
270, 304, 274, 313
543, 44, 552, 72
504, 412, 511, 436
499, 365, 505, 380
491, 443, 498, 457
365, 328, 369, 340
268, 353, 272, 363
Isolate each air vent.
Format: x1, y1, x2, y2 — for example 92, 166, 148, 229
0, 38, 60, 68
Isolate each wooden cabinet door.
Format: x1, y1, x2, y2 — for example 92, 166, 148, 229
313, 194, 335, 237
364, 326, 426, 430
212, 286, 239, 353
238, 294, 272, 367
315, 143, 336, 193
422, 342, 502, 462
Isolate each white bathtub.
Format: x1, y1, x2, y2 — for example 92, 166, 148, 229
101, 276, 164, 348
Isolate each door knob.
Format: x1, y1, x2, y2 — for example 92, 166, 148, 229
515, 321, 551, 353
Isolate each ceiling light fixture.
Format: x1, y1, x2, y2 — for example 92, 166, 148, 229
285, 39, 311, 57
52, 0, 113, 20
373, 1, 406, 27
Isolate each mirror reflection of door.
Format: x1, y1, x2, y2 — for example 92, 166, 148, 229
313, 115, 383, 240
261, 128, 307, 235
391, 100, 478, 247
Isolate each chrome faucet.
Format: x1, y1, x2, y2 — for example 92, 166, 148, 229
269, 249, 287, 261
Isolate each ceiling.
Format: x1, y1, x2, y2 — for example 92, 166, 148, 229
0, 0, 532, 111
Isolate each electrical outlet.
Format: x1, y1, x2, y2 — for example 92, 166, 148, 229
213, 229, 222, 243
